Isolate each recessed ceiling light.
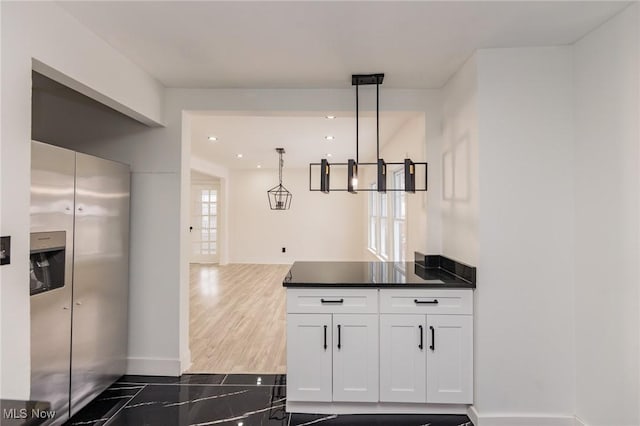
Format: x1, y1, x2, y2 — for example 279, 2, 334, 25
326, 153, 332, 157
236, 154, 243, 158
326, 115, 336, 119
325, 135, 334, 141
207, 136, 217, 141
257, 164, 262, 168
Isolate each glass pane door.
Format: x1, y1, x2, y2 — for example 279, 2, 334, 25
191, 184, 219, 263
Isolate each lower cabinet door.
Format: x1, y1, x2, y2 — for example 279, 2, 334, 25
426, 314, 473, 404
379, 314, 427, 403
332, 314, 379, 402
287, 314, 333, 401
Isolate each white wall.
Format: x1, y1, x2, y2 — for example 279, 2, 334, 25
573, 4, 640, 426
0, 2, 163, 398
473, 47, 575, 423
441, 56, 479, 266
228, 168, 364, 263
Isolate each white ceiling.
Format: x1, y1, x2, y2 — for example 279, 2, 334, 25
56, 1, 630, 171
190, 112, 422, 169
58, 1, 630, 89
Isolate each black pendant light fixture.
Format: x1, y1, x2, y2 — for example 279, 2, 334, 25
267, 148, 292, 210
309, 73, 428, 193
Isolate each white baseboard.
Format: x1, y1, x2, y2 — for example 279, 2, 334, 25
468, 406, 578, 426
126, 357, 182, 376
180, 349, 192, 374
468, 406, 480, 425
287, 401, 467, 415
574, 417, 587, 426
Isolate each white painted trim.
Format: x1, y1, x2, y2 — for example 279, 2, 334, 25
286, 401, 468, 415
468, 408, 577, 426
126, 357, 182, 376
468, 406, 480, 425
180, 349, 192, 374
574, 416, 587, 426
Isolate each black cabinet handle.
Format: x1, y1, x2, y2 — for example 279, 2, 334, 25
321, 298, 344, 304
323, 325, 327, 350
337, 324, 341, 349
418, 325, 424, 350
414, 299, 438, 305
429, 326, 435, 351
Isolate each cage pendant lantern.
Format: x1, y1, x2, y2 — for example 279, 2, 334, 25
267, 148, 292, 210
308, 73, 428, 193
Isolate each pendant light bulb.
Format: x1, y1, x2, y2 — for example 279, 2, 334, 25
347, 159, 358, 193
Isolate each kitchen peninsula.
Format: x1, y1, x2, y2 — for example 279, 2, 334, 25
282, 254, 476, 415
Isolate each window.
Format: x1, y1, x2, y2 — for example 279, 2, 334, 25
368, 171, 406, 261
368, 183, 377, 251
380, 191, 388, 259
392, 170, 407, 263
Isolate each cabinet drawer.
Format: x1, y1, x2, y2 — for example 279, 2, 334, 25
287, 289, 378, 314
379, 289, 472, 315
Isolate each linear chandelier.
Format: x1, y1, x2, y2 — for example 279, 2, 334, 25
267, 148, 292, 210
309, 73, 428, 193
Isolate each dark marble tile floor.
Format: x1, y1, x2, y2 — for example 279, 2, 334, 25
64, 374, 473, 426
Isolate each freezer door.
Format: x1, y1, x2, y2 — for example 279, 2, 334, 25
70, 153, 130, 416
30, 141, 75, 425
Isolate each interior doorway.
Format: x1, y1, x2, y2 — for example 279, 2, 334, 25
190, 171, 221, 264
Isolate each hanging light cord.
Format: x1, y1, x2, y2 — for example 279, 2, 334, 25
376, 81, 380, 160
356, 84, 359, 164
279, 151, 283, 185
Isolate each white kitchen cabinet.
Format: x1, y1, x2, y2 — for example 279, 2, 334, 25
379, 314, 426, 403
286, 289, 379, 403
426, 314, 473, 404
286, 313, 333, 402
332, 314, 379, 402
286, 287, 473, 414
379, 289, 473, 405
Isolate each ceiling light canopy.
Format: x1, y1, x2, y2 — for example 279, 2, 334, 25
267, 148, 292, 210
309, 73, 428, 193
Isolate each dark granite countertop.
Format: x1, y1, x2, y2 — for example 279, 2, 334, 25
282, 260, 476, 289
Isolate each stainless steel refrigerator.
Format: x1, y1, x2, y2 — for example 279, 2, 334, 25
30, 140, 130, 425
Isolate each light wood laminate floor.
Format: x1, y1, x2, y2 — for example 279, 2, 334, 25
188, 263, 290, 374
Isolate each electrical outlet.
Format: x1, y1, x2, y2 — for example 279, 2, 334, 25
282, 247, 286, 253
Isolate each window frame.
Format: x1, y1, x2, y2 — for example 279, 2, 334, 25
368, 170, 407, 262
